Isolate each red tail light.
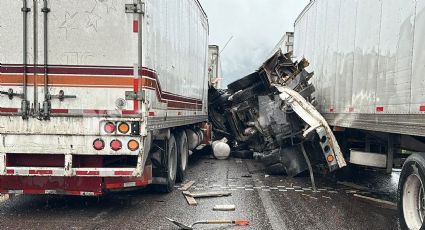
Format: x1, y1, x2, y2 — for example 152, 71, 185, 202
104, 122, 116, 133
110, 139, 122, 151
93, 139, 105, 150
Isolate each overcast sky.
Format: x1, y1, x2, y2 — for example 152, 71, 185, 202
199, 0, 309, 86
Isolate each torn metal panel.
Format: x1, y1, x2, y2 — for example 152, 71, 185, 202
277, 86, 347, 169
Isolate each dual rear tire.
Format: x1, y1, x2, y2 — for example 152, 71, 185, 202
399, 153, 425, 230
153, 130, 189, 193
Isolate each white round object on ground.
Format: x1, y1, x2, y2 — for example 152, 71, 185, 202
212, 140, 231, 160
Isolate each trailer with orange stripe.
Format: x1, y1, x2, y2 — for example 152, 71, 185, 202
0, 0, 210, 196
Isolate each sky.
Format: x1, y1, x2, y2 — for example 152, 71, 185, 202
199, 0, 309, 86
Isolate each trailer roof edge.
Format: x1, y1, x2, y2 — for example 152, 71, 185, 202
294, 0, 316, 26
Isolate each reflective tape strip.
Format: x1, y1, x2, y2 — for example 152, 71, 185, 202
75, 170, 100, 176
44, 190, 58, 194
133, 20, 139, 33
9, 190, 24, 195
4, 168, 135, 177
29, 170, 53, 175
5, 190, 102, 196
5, 168, 65, 176
124, 182, 137, 187
114, 171, 133, 176
105, 180, 147, 190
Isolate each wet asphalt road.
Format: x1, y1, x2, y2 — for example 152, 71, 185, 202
0, 151, 399, 230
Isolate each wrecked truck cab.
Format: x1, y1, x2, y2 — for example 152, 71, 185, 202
208, 50, 346, 176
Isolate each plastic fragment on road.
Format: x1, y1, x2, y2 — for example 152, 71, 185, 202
213, 205, 236, 211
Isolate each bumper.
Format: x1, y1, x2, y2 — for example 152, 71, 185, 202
0, 165, 152, 196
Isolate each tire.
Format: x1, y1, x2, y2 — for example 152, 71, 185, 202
155, 135, 178, 193
175, 129, 189, 182
261, 146, 307, 176
398, 153, 425, 230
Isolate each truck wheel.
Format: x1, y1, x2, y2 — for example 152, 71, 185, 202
399, 153, 425, 230
175, 129, 189, 182
155, 135, 178, 193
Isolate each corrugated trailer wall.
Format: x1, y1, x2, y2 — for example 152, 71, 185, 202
144, 0, 208, 117
294, 0, 425, 136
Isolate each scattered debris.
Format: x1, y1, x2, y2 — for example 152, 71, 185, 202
345, 190, 358, 194
184, 191, 232, 198
179, 181, 196, 191
322, 196, 332, 200
241, 174, 252, 178
166, 218, 249, 230
353, 194, 397, 210
301, 194, 318, 200
183, 193, 198, 206
213, 205, 236, 211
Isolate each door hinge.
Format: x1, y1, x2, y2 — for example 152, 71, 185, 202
125, 3, 145, 14
0, 88, 24, 100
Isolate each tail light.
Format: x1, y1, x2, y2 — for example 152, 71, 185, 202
127, 140, 139, 151
327, 155, 334, 163
118, 122, 130, 134
110, 139, 122, 151
104, 122, 116, 133
93, 139, 105, 150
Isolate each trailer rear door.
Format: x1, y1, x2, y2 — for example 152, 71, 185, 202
0, 0, 142, 119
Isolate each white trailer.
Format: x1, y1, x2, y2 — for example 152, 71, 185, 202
0, 0, 209, 195
293, 0, 425, 229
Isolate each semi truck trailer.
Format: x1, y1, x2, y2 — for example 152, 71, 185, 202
293, 0, 425, 229
0, 0, 209, 196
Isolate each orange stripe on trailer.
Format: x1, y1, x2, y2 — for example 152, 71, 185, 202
0, 74, 134, 87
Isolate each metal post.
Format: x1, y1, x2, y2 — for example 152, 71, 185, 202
301, 144, 317, 191
32, 0, 39, 116
21, 0, 31, 120
41, 0, 50, 119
